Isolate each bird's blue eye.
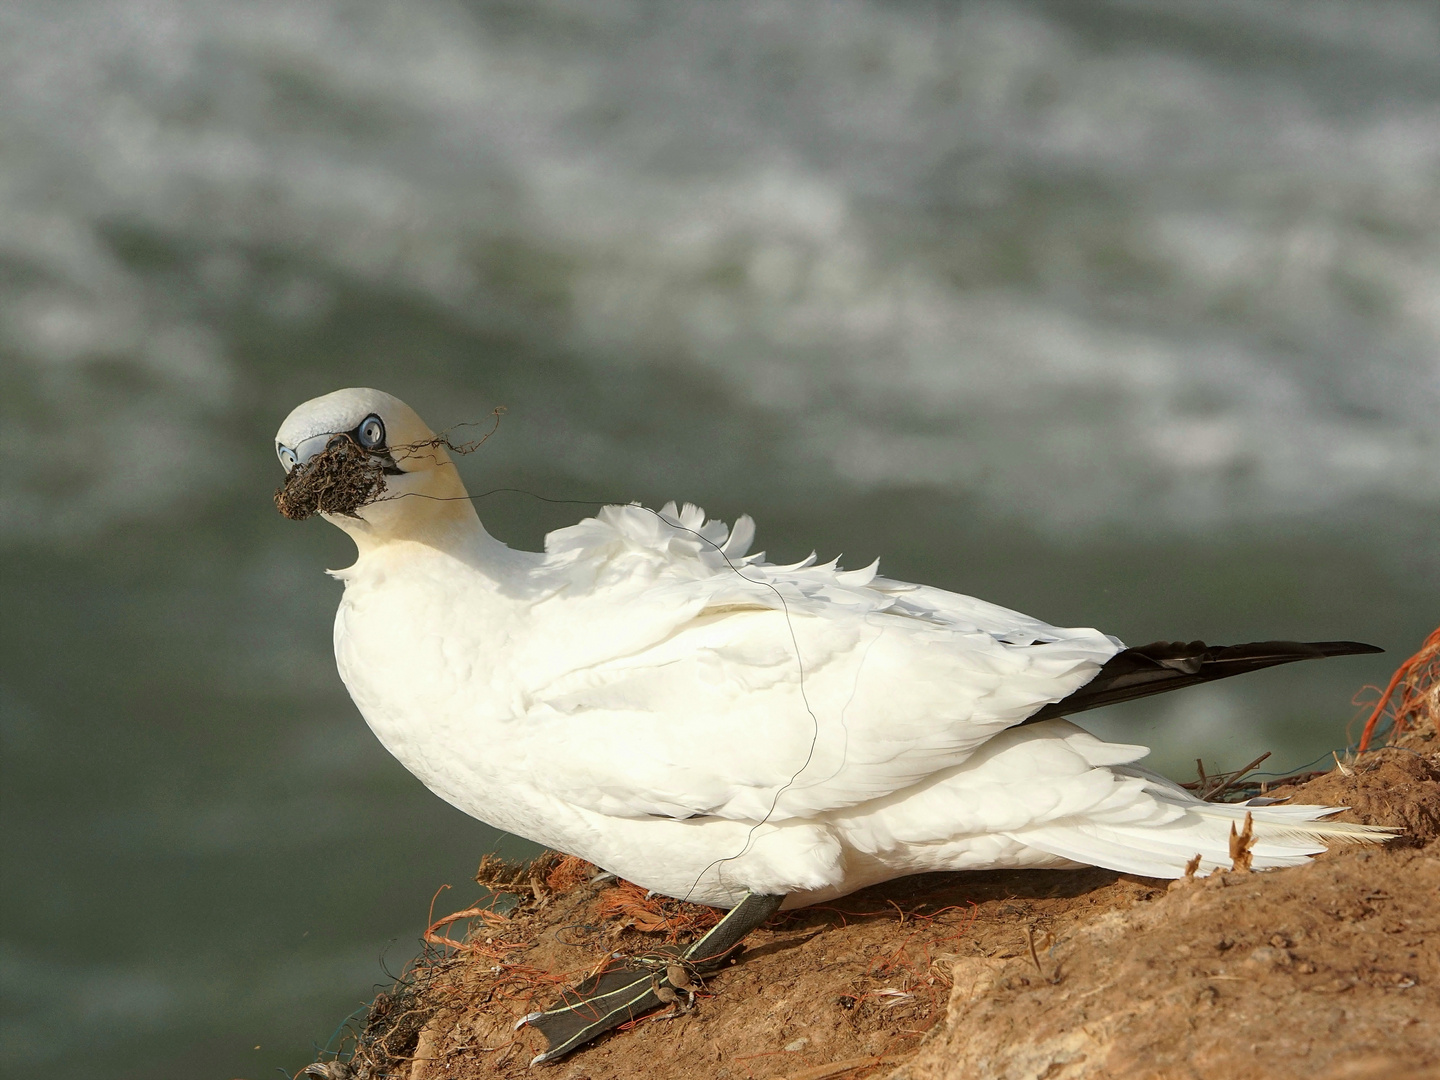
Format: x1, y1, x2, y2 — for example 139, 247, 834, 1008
358, 415, 385, 448
277, 445, 299, 472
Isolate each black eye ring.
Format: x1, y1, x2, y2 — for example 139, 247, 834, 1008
356, 414, 385, 449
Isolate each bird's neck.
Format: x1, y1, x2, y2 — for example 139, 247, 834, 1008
325, 461, 518, 573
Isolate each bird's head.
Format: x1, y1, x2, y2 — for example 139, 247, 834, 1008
274, 388, 477, 552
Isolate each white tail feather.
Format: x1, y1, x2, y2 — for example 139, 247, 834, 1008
1011, 792, 1396, 879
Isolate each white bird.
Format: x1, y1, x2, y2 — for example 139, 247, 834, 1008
275, 387, 1389, 1061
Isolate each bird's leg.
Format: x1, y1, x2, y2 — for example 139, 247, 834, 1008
677, 890, 786, 970
518, 891, 785, 1064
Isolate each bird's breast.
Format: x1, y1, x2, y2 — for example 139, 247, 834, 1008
330, 557, 528, 803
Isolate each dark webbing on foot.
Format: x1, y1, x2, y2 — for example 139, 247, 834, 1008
520, 891, 785, 1064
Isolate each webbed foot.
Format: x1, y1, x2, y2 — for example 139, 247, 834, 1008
520, 891, 785, 1064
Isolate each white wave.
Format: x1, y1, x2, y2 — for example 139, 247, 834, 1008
2, 0, 1437, 538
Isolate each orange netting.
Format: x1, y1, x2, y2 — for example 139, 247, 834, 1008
422, 884, 521, 957
545, 854, 594, 893
1355, 627, 1440, 753
593, 881, 724, 940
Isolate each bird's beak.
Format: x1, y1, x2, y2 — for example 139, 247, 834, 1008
292, 432, 345, 469
279, 432, 401, 476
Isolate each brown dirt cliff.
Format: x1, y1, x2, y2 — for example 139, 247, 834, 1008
308, 645, 1440, 1080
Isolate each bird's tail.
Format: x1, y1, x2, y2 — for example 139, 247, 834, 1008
1010, 777, 1395, 878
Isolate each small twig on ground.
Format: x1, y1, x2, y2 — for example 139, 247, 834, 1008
780, 1054, 908, 1080
1023, 925, 1060, 984
1182, 752, 1273, 801
1206, 752, 1272, 801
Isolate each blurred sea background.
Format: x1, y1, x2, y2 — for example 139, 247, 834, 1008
2, 1, 1437, 1076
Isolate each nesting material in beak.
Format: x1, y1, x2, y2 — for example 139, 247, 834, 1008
274, 437, 388, 520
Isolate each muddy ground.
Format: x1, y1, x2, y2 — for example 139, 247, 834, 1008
316, 707, 1438, 1080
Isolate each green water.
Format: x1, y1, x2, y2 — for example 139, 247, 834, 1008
3, 419, 1431, 1076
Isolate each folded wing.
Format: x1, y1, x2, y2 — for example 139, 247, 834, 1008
509, 503, 1122, 823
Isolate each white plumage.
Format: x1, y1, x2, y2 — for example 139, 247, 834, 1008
277, 388, 1384, 909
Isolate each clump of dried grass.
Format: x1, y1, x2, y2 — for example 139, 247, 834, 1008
473, 851, 597, 908
299, 952, 451, 1080
274, 437, 388, 520
298, 859, 565, 1080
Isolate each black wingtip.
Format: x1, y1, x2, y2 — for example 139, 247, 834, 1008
1311, 641, 1385, 657
1024, 637, 1386, 725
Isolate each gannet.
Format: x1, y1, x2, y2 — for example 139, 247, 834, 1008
275, 387, 1389, 1062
